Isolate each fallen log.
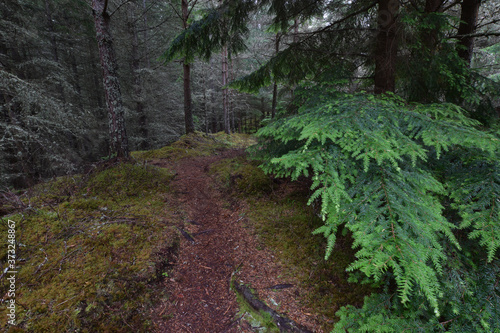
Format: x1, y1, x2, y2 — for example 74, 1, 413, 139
232, 282, 313, 333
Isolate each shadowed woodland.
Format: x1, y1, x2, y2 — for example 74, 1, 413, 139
1, 0, 500, 332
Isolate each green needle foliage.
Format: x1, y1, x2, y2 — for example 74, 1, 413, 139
250, 83, 500, 330
160, 0, 254, 63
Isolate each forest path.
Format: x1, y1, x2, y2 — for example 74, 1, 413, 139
151, 149, 321, 332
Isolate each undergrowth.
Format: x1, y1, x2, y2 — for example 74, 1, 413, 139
210, 156, 375, 332
0, 131, 257, 332
0, 162, 180, 332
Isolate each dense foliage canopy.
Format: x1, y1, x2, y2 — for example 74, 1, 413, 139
163, 0, 500, 330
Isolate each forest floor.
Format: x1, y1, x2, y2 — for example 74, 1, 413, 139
1, 132, 370, 333
151, 149, 323, 332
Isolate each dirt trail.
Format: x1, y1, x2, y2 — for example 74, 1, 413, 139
152, 150, 321, 333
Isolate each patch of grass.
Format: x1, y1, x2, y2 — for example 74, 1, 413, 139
0, 163, 180, 332
211, 157, 375, 332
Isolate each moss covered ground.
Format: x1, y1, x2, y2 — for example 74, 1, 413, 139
131, 131, 255, 162
1, 132, 372, 332
209, 155, 375, 332
0, 132, 255, 332
1, 162, 179, 332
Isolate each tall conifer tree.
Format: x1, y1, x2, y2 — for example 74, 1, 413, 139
91, 0, 129, 158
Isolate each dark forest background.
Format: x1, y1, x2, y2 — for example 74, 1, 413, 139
2, 0, 498, 189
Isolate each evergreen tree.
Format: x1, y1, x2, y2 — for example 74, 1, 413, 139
163, 0, 500, 330
91, 0, 129, 158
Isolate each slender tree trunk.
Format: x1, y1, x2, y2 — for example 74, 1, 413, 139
92, 0, 129, 158
222, 46, 230, 134
201, 72, 209, 134
182, 0, 195, 134
271, 33, 280, 119
229, 57, 235, 131
457, 0, 481, 66
290, 20, 299, 99
183, 62, 195, 133
374, 0, 399, 94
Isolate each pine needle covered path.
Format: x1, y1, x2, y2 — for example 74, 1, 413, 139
151, 149, 322, 332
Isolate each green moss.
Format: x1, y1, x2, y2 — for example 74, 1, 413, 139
66, 198, 101, 210
210, 154, 375, 332
132, 131, 256, 162
232, 281, 280, 332
85, 163, 174, 198
210, 157, 274, 196
0, 161, 180, 332
243, 194, 375, 331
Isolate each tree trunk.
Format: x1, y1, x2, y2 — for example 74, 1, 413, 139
374, 0, 399, 94
271, 33, 280, 119
290, 20, 299, 99
182, 0, 195, 134
457, 0, 481, 66
222, 46, 230, 134
183, 62, 195, 134
230, 57, 235, 131
92, 0, 129, 158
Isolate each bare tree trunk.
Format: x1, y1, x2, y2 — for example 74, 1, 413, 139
222, 46, 230, 134
182, 0, 195, 134
290, 20, 299, 99
457, 0, 481, 66
92, 0, 129, 158
374, 0, 399, 94
229, 57, 235, 130
271, 33, 280, 119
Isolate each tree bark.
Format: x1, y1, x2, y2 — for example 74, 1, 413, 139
92, 0, 129, 158
271, 33, 280, 119
230, 57, 235, 131
222, 46, 230, 134
457, 0, 482, 66
182, 0, 195, 134
374, 0, 399, 94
